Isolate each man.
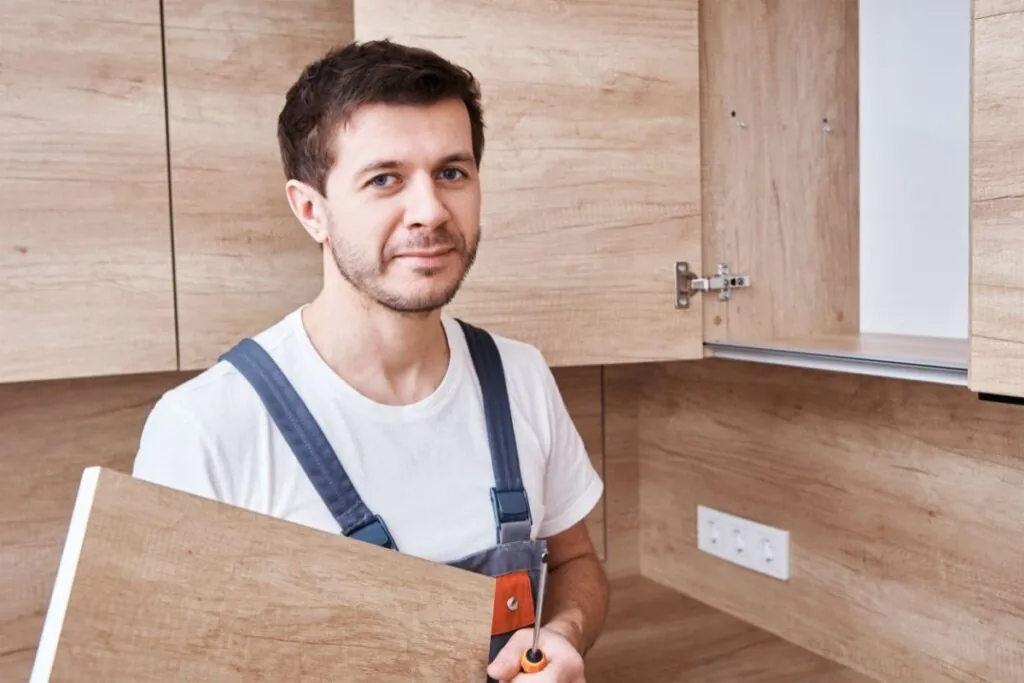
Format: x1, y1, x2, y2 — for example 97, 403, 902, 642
132, 39, 608, 682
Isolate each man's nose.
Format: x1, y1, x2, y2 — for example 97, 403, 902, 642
404, 176, 451, 228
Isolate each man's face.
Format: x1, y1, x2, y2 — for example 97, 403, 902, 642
318, 98, 481, 315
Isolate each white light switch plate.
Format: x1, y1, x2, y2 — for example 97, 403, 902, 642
696, 505, 790, 581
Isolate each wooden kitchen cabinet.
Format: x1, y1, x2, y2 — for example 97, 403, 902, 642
2, 0, 1021, 402
354, 0, 705, 368
355, 0, 863, 371
0, 0, 177, 383
161, 0, 352, 370
350, 0, 1024, 398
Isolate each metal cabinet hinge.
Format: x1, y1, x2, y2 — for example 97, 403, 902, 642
675, 262, 751, 309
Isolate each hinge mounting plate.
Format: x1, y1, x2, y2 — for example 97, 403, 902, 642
675, 262, 751, 309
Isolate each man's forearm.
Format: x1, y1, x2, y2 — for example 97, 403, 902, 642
541, 551, 609, 656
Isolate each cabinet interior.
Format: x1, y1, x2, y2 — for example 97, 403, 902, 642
700, 0, 972, 376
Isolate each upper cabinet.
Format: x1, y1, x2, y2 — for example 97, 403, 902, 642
353, 0, 707, 368
161, 0, 353, 370
697, 0, 978, 382
969, 1, 1024, 398
0, 0, 177, 383
3, 0, 1024, 398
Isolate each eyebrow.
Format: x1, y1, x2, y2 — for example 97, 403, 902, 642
355, 152, 475, 178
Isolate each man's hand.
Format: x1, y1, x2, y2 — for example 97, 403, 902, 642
486, 626, 585, 683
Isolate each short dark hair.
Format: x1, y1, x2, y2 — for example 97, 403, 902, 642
277, 39, 485, 196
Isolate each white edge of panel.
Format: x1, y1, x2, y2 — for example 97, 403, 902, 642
29, 466, 101, 683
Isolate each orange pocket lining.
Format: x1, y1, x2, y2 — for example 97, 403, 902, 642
491, 570, 535, 636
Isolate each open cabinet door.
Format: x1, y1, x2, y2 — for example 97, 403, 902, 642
969, 2, 1024, 398
354, 1, 704, 367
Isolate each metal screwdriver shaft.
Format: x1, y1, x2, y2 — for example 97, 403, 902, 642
520, 550, 549, 673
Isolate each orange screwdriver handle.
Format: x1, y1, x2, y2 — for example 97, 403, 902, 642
520, 647, 548, 673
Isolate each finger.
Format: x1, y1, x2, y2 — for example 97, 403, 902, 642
510, 666, 558, 683
486, 629, 533, 680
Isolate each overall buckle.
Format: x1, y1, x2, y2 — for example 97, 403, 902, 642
347, 514, 397, 550
490, 487, 532, 543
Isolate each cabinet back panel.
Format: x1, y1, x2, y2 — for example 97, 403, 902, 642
858, 0, 971, 339
700, 0, 860, 343
636, 358, 1024, 683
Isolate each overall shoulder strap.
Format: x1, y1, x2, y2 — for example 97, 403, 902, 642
219, 338, 396, 550
456, 319, 533, 545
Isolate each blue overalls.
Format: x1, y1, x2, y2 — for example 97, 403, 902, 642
220, 318, 548, 681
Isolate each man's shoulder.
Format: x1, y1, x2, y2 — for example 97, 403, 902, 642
148, 311, 304, 439
448, 316, 549, 371
446, 316, 560, 406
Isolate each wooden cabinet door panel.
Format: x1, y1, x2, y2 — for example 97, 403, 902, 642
354, 0, 705, 367
163, 0, 352, 369
700, 0, 859, 346
0, 0, 176, 383
969, 4, 1024, 396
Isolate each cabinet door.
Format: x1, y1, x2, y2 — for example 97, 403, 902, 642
0, 0, 177, 383
700, 0, 859, 347
354, 1, 705, 367
163, 0, 353, 369
969, 2, 1024, 397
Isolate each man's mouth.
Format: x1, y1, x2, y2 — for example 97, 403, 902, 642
395, 246, 455, 258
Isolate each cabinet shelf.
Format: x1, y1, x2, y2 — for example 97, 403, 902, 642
706, 333, 969, 386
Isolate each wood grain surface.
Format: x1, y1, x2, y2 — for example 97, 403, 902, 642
553, 366, 606, 560
700, 0, 859, 344
969, 3, 1024, 397
354, 0, 706, 367
0, 372, 181, 679
0, 0, 177, 382
585, 576, 873, 683
31, 468, 495, 682
164, 0, 352, 368
602, 364, 642, 580
635, 358, 1024, 683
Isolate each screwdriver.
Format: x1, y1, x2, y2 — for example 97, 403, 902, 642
519, 549, 550, 673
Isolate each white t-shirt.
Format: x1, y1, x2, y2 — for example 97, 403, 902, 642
131, 308, 603, 564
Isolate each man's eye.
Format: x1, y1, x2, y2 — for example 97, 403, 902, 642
370, 174, 395, 187
440, 168, 464, 181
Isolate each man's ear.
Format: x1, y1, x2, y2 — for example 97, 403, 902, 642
285, 179, 330, 245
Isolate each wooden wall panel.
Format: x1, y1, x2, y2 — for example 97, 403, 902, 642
585, 576, 868, 683
0, 372, 183, 681
637, 358, 1024, 683
552, 366, 605, 560
700, 0, 859, 344
32, 469, 494, 682
355, 0, 706, 367
0, 0, 177, 383
602, 365, 642, 580
164, 0, 352, 369
969, 3, 1024, 397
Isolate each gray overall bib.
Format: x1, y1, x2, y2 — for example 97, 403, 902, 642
220, 318, 548, 682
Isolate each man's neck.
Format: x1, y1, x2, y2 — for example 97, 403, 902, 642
301, 287, 451, 406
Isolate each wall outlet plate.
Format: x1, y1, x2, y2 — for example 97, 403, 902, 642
696, 505, 790, 581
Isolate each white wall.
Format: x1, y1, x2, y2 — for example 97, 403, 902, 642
859, 0, 971, 338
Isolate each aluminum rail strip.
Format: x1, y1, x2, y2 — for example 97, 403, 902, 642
704, 342, 969, 387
